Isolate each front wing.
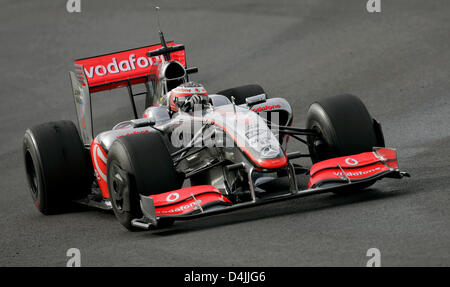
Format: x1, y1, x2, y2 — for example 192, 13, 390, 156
132, 147, 409, 229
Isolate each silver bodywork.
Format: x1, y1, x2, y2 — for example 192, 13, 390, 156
70, 52, 296, 212
94, 96, 295, 199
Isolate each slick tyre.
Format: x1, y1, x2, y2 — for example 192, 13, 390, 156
107, 133, 183, 231
217, 84, 266, 105
306, 94, 385, 192
306, 94, 384, 163
23, 121, 92, 214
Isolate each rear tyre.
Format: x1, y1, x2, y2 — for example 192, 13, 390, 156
107, 133, 183, 231
306, 94, 385, 191
217, 84, 266, 105
23, 121, 92, 214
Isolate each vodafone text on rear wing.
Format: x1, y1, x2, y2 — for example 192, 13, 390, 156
73, 42, 186, 93
69, 42, 191, 145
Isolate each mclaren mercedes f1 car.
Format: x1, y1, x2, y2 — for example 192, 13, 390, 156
23, 29, 409, 230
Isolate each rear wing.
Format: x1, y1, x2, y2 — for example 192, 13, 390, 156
69, 42, 186, 144
73, 42, 186, 93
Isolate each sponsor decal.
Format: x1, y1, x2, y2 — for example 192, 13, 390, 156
172, 87, 207, 94
116, 130, 149, 139
157, 200, 202, 215
82, 54, 162, 79
345, 157, 359, 166
333, 167, 381, 177
166, 192, 180, 202
74, 43, 186, 90
251, 104, 281, 113
151, 186, 232, 216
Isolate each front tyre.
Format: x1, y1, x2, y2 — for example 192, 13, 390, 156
306, 95, 385, 192
306, 94, 384, 163
217, 84, 266, 105
107, 133, 183, 231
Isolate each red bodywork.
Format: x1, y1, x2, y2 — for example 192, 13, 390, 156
148, 185, 231, 216
74, 42, 186, 93
308, 148, 399, 188
90, 138, 109, 198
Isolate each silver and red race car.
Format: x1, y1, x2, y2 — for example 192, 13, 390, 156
23, 29, 409, 231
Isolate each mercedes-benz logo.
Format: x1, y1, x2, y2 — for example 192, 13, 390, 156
166, 192, 180, 202
345, 158, 359, 166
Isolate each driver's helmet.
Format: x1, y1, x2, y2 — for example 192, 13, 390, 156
168, 82, 209, 113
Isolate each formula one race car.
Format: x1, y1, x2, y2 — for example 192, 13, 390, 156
23, 28, 409, 230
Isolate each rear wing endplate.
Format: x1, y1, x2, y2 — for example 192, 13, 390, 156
69, 71, 93, 144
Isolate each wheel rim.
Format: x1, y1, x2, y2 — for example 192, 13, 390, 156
110, 162, 128, 213
308, 125, 331, 162
25, 150, 38, 198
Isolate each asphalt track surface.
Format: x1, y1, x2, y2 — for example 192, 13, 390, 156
1, 0, 449, 266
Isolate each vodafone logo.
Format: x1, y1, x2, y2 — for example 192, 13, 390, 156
333, 167, 381, 177
166, 192, 180, 202
83, 54, 163, 79
74, 43, 186, 90
345, 158, 359, 166
251, 104, 281, 113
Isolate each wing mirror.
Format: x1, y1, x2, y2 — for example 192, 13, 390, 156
131, 118, 156, 128
246, 93, 267, 107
